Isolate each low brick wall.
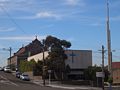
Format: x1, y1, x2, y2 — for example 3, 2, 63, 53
24, 71, 33, 80
24, 71, 42, 81
33, 76, 42, 80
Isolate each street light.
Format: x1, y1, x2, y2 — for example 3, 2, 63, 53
3, 47, 12, 69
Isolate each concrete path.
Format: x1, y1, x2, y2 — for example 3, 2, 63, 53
32, 80, 102, 90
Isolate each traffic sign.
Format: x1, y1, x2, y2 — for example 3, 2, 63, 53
96, 72, 105, 77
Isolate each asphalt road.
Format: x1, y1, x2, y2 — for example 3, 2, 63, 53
0, 71, 120, 90
0, 71, 68, 90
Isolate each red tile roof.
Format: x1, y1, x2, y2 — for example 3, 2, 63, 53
112, 62, 120, 69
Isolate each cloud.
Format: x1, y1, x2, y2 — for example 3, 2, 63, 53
0, 0, 85, 21
65, 0, 79, 6
0, 0, 37, 13
0, 44, 6, 48
35, 11, 61, 19
0, 35, 46, 41
0, 0, 10, 3
111, 0, 120, 8
0, 27, 15, 32
39, 24, 54, 29
89, 23, 102, 26
111, 16, 120, 21
65, 0, 85, 6
17, 11, 62, 20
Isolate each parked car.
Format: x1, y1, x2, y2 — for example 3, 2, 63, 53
0, 67, 4, 71
20, 74, 30, 81
16, 72, 22, 78
4, 67, 11, 73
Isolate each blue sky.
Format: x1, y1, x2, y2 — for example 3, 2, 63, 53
0, 0, 120, 67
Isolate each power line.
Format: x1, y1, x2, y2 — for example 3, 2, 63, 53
0, 4, 27, 34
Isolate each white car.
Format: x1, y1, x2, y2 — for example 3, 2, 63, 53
4, 67, 11, 73
0, 67, 3, 71
20, 74, 30, 81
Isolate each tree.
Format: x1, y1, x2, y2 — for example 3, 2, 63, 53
19, 60, 28, 72
104, 68, 109, 82
65, 64, 71, 74
33, 60, 43, 76
19, 59, 36, 73
84, 65, 101, 81
44, 35, 71, 80
84, 65, 110, 86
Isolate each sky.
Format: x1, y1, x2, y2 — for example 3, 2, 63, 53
0, 0, 120, 67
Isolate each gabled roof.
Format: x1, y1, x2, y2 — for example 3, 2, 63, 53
13, 38, 43, 57
14, 47, 25, 56
26, 38, 42, 48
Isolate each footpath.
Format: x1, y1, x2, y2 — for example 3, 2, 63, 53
32, 80, 102, 90
33, 80, 120, 90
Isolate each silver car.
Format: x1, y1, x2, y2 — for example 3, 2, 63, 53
20, 74, 30, 81
4, 67, 11, 73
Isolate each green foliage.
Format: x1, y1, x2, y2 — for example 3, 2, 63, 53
19, 59, 36, 72
29, 59, 36, 69
19, 35, 71, 78
19, 59, 44, 76
84, 65, 102, 81
61, 40, 71, 48
108, 77, 113, 84
84, 65, 109, 83
104, 68, 109, 82
45, 35, 71, 67
33, 60, 43, 76
44, 35, 71, 80
65, 64, 71, 73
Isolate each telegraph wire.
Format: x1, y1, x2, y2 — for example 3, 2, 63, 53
0, 4, 29, 52
0, 4, 27, 34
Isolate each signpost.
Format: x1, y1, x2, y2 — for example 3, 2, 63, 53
96, 72, 105, 87
48, 70, 52, 85
96, 72, 105, 78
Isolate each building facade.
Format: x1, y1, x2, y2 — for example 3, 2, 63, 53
65, 50, 92, 80
27, 50, 92, 80
112, 62, 120, 84
28, 51, 49, 62
8, 38, 44, 69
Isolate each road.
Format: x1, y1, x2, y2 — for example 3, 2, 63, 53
0, 71, 67, 90
0, 71, 120, 90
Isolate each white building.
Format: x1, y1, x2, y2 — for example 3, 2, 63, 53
27, 50, 92, 79
27, 51, 49, 62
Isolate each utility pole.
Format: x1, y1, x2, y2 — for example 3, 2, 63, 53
102, 45, 105, 90
106, 0, 112, 77
42, 39, 46, 86
3, 47, 12, 69
9, 47, 12, 69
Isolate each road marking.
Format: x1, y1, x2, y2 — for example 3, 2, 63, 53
8, 80, 19, 86
47, 85, 75, 89
0, 74, 19, 86
0, 75, 7, 80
